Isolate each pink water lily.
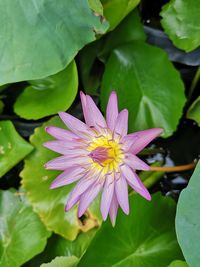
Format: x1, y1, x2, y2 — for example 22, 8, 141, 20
44, 91, 163, 225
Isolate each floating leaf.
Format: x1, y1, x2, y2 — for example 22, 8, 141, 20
176, 161, 200, 267
160, 0, 200, 52
0, 190, 50, 267
167, 260, 188, 267
88, 0, 104, 16
101, 0, 140, 30
21, 117, 101, 240
187, 96, 200, 126
40, 256, 78, 267
101, 42, 186, 137
78, 193, 183, 267
0, 120, 33, 178
0, 0, 108, 85
14, 60, 78, 120
99, 9, 146, 62
26, 230, 97, 267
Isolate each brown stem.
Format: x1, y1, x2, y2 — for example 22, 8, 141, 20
149, 162, 197, 173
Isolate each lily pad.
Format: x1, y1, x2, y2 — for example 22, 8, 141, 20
26, 229, 97, 267
187, 96, 200, 126
21, 116, 101, 240
40, 256, 78, 267
101, 0, 140, 30
98, 9, 146, 62
101, 42, 186, 137
0, 0, 108, 85
88, 0, 104, 16
160, 0, 200, 52
14, 60, 78, 120
176, 161, 200, 267
0, 120, 33, 178
0, 189, 50, 267
78, 193, 183, 267
167, 260, 188, 267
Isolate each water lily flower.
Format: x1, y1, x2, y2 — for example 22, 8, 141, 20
44, 91, 163, 225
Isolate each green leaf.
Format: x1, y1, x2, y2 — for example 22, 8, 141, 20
0, 121, 33, 178
98, 9, 146, 62
0, 190, 50, 267
101, 0, 140, 30
0, 0, 108, 85
40, 256, 78, 267
167, 260, 188, 267
176, 160, 200, 267
14, 60, 78, 120
21, 116, 101, 240
26, 230, 97, 266
187, 96, 200, 126
101, 42, 186, 137
160, 0, 200, 52
70, 9, 145, 96
88, 0, 104, 16
78, 193, 183, 267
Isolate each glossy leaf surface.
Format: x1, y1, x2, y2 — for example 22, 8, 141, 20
14, 61, 78, 120
40, 256, 78, 267
187, 96, 200, 126
101, 42, 186, 137
161, 0, 200, 52
78, 193, 183, 267
167, 260, 188, 267
0, 121, 33, 178
176, 161, 200, 267
0, 0, 108, 85
0, 190, 50, 267
101, 0, 140, 30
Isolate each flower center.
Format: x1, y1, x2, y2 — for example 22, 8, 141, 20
88, 136, 123, 171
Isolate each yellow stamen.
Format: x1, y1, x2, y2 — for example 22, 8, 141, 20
87, 135, 124, 172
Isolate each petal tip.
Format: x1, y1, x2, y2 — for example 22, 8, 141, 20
58, 111, 66, 118
146, 194, 152, 201
78, 208, 84, 218
65, 204, 70, 212
49, 181, 60, 189
124, 207, 130, 215
45, 126, 50, 133
110, 90, 117, 97
80, 91, 86, 97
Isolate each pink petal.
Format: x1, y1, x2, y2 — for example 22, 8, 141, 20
45, 126, 78, 140
44, 155, 90, 170
78, 179, 103, 217
100, 174, 115, 221
127, 128, 163, 154
43, 140, 85, 155
124, 153, 150, 171
109, 192, 119, 226
121, 135, 139, 151
114, 109, 128, 138
115, 174, 129, 214
86, 95, 107, 129
106, 91, 118, 131
80, 91, 93, 126
121, 164, 151, 201
58, 112, 93, 139
65, 173, 97, 211
50, 167, 85, 189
